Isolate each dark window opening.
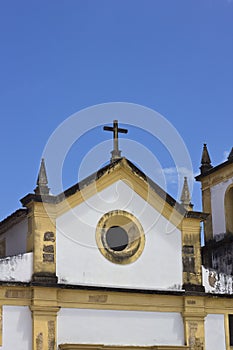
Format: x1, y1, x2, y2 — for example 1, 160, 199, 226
229, 315, 233, 346
106, 226, 129, 251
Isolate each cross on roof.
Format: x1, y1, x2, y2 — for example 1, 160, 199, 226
103, 120, 128, 162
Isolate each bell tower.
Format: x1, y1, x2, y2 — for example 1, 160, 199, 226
196, 145, 233, 274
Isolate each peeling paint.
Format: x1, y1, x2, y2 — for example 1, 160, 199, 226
202, 266, 233, 294
168, 284, 182, 290
0, 252, 33, 282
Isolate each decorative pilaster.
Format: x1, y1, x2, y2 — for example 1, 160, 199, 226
21, 159, 57, 284
181, 217, 204, 291
201, 187, 213, 242
31, 287, 59, 350
28, 201, 57, 284
183, 297, 206, 350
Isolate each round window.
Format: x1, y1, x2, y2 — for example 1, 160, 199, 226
106, 226, 129, 251
96, 210, 145, 264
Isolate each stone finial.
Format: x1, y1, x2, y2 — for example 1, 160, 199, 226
180, 177, 193, 210
228, 147, 233, 161
34, 158, 50, 195
200, 143, 213, 174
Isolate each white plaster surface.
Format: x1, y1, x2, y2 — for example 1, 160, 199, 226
211, 177, 233, 236
0, 306, 32, 350
56, 180, 183, 290
0, 252, 33, 282
202, 266, 233, 294
58, 308, 184, 346
0, 219, 28, 256
205, 314, 226, 350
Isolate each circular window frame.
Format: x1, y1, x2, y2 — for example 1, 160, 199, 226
96, 210, 145, 265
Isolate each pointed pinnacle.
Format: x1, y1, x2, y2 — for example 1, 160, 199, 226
34, 158, 50, 195
180, 176, 192, 209
200, 143, 213, 174
228, 147, 233, 160
201, 144, 212, 165
37, 158, 48, 186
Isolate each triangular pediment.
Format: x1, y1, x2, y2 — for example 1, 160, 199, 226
55, 157, 186, 228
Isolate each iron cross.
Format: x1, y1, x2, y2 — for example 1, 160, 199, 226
103, 120, 128, 162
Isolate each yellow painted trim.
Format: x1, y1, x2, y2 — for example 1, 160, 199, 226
58, 344, 190, 350
225, 313, 230, 350
96, 210, 145, 265
0, 286, 32, 306
55, 159, 184, 230
201, 187, 213, 241
57, 289, 184, 312
26, 201, 57, 276
31, 287, 59, 350
0, 284, 233, 348
181, 218, 202, 286
0, 284, 233, 314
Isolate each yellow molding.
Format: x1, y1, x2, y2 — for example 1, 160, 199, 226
30, 305, 60, 317
56, 161, 184, 230
26, 201, 57, 275
1, 284, 233, 314
58, 345, 190, 350
0, 286, 32, 306
0, 284, 233, 349
57, 289, 184, 312
95, 210, 145, 265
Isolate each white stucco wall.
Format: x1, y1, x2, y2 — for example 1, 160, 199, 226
211, 177, 233, 236
58, 308, 184, 346
56, 180, 183, 290
0, 306, 32, 350
205, 314, 226, 350
0, 218, 28, 256
0, 252, 33, 282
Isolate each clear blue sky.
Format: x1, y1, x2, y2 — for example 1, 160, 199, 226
0, 0, 233, 220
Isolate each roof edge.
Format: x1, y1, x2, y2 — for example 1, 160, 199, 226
196, 157, 233, 181
0, 209, 28, 235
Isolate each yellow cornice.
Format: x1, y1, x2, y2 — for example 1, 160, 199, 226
0, 286, 32, 306
57, 288, 184, 312
0, 284, 233, 313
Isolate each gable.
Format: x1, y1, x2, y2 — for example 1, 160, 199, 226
56, 158, 185, 229
56, 180, 183, 290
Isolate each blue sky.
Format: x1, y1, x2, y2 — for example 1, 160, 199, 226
0, 0, 233, 220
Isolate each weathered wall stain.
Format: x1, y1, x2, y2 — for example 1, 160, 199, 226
36, 332, 43, 350
48, 320, 55, 350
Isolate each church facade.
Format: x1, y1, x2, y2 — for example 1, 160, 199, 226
0, 121, 232, 350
